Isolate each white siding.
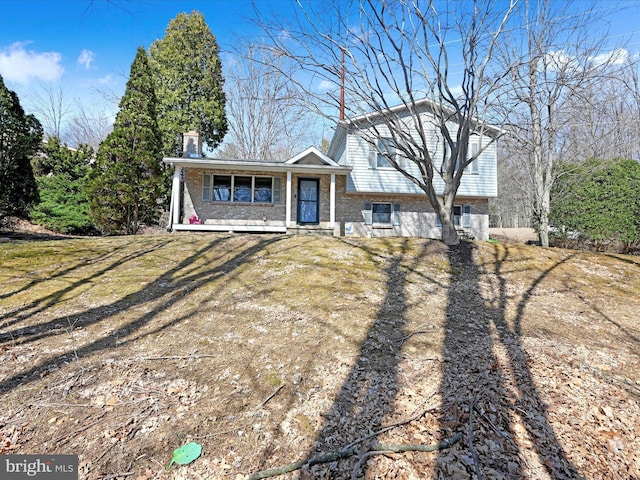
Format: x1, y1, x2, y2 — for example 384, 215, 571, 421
339, 111, 498, 198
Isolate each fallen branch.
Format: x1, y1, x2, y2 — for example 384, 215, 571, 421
343, 393, 438, 451
138, 354, 219, 360
370, 435, 463, 452
257, 384, 285, 410
397, 330, 433, 346
468, 387, 484, 480
245, 433, 462, 480
101, 472, 134, 480
350, 434, 463, 480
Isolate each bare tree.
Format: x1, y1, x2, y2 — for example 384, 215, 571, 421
26, 81, 72, 139
490, 143, 532, 228
497, 0, 624, 246
258, 0, 517, 245
221, 43, 319, 160
67, 105, 113, 150
581, 61, 640, 161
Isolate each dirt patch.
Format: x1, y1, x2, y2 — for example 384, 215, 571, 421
1, 234, 639, 479
489, 227, 538, 245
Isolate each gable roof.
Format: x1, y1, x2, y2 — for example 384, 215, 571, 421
286, 146, 341, 166
327, 97, 503, 158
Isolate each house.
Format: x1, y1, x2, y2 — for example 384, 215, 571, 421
164, 100, 498, 240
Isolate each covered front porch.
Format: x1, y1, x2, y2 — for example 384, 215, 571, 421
163, 146, 351, 236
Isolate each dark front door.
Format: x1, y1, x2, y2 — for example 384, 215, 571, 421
297, 179, 319, 224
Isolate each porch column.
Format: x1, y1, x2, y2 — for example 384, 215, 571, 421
330, 173, 336, 226
285, 171, 293, 227
171, 166, 181, 226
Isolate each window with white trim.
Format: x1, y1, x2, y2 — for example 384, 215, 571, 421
377, 138, 395, 168
213, 175, 231, 201
373, 202, 392, 224
446, 138, 480, 174
369, 138, 396, 168
453, 205, 462, 227
202, 174, 281, 204
469, 140, 480, 174
435, 204, 471, 228
234, 176, 252, 202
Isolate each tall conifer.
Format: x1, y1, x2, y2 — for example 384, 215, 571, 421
88, 47, 163, 235
0, 74, 42, 218
150, 11, 227, 155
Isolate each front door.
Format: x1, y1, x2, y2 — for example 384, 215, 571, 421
297, 179, 319, 224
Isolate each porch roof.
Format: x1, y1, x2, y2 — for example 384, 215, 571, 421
163, 148, 351, 176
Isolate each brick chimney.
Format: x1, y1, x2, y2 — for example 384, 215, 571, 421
182, 131, 202, 158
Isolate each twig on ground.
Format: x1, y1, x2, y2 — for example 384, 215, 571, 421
343, 393, 438, 451
257, 384, 285, 410
137, 354, 219, 360
468, 388, 484, 480
351, 450, 387, 480
477, 410, 519, 451
100, 472, 134, 480
397, 329, 433, 346
246, 433, 462, 480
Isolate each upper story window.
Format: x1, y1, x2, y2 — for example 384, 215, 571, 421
447, 138, 480, 174
369, 137, 396, 169
377, 138, 396, 168
469, 139, 480, 174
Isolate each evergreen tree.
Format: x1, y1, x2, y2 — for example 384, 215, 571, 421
30, 137, 96, 234
87, 47, 163, 235
149, 11, 227, 156
550, 158, 640, 251
0, 74, 42, 219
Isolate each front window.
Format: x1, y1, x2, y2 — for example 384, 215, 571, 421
254, 177, 273, 203
202, 174, 211, 201
373, 202, 392, 224
213, 175, 231, 201
203, 174, 281, 204
233, 176, 253, 202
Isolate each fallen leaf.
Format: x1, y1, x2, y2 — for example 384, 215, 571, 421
168, 441, 202, 468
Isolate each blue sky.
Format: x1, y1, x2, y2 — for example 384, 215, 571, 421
2, 0, 640, 142
0, 0, 263, 128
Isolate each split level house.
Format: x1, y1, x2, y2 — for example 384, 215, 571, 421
164, 99, 499, 240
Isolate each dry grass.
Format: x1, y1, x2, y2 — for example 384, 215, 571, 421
1, 233, 639, 479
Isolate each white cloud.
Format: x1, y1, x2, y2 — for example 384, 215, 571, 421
590, 48, 629, 66
78, 49, 95, 69
0, 42, 63, 85
317, 79, 335, 92
96, 74, 113, 85
544, 50, 572, 70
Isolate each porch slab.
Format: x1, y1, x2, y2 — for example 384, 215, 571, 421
171, 224, 287, 233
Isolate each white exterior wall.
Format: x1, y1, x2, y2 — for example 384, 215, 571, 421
341, 112, 498, 198
338, 195, 489, 240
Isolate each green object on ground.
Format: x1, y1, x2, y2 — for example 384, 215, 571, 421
168, 441, 202, 468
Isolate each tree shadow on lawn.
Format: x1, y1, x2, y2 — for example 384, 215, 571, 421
291, 239, 444, 479
0, 237, 172, 325
436, 242, 579, 479
0, 235, 284, 395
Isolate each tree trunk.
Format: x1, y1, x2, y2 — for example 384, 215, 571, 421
441, 218, 460, 246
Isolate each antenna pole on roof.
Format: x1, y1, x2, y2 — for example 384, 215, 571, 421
340, 47, 345, 121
